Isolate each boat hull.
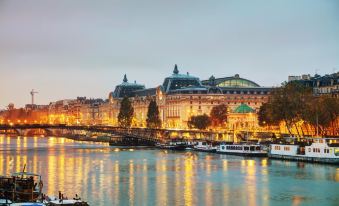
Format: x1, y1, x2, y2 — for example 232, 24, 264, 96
194, 148, 217, 153
157, 145, 188, 151
217, 151, 267, 157
268, 153, 339, 165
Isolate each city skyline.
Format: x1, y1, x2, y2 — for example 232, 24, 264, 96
1, 0, 339, 108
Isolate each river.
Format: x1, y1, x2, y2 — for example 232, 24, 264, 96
0, 136, 338, 206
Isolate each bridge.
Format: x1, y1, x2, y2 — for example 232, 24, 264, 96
0, 124, 271, 145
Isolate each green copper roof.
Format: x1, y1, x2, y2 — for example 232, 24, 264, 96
234, 103, 254, 113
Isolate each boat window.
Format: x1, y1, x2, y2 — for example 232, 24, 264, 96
335, 149, 339, 156
222, 146, 225, 150
244, 147, 249, 151
284, 147, 290, 151
256, 146, 261, 151
250, 146, 255, 151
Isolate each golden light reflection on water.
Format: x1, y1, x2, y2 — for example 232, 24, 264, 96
129, 160, 135, 206
113, 160, 120, 205
184, 156, 193, 206
174, 156, 181, 206
156, 157, 168, 206
242, 160, 257, 206
142, 159, 148, 205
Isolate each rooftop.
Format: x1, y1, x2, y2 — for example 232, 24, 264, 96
202, 74, 260, 88
162, 64, 203, 93
234, 103, 255, 113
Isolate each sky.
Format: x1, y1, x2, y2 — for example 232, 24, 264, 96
0, 0, 338, 109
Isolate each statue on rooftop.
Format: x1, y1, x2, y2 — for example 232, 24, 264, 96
173, 64, 179, 75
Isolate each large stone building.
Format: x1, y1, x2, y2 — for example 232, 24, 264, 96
108, 65, 273, 129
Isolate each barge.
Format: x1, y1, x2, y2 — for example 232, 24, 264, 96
217, 143, 267, 157
269, 138, 339, 164
193, 141, 217, 153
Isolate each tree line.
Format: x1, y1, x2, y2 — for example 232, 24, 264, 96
258, 82, 339, 137
118, 97, 162, 128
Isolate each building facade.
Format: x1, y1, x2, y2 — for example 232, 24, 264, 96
108, 65, 274, 129
289, 72, 339, 98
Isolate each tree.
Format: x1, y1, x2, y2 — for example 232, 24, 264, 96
302, 96, 339, 136
258, 102, 277, 127
257, 81, 339, 137
210, 104, 228, 127
118, 97, 134, 127
258, 82, 313, 136
146, 100, 162, 128
187, 114, 211, 130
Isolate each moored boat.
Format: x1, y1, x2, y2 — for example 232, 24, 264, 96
156, 139, 189, 151
217, 143, 267, 157
193, 141, 217, 153
0, 170, 89, 206
269, 138, 339, 164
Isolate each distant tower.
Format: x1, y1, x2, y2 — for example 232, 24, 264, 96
30, 89, 38, 105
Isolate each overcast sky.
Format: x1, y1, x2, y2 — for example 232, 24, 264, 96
0, 0, 338, 109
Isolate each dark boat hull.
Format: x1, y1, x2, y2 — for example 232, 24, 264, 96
161, 145, 188, 151
268, 154, 339, 165
217, 151, 267, 157
194, 148, 217, 153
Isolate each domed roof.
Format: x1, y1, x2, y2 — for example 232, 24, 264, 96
112, 74, 145, 98
162, 64, 203, 93
234, 104, 254, 113
202, 74, 260, 88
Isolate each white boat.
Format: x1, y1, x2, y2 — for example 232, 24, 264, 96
156, 140, 189, 150
269, 138, 339, 164
10, 203, 45, 206
217, 143, 267, 157
43, 193, 88, 206
44, 199, 88, 206
193, 141, 217, 153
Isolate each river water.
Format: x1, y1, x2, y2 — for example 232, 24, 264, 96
0, 136, 338, 206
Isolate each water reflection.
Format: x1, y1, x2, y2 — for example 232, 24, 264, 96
0, 136, 338, 206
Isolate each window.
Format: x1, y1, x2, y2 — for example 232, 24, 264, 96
335, 149, 339, 156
